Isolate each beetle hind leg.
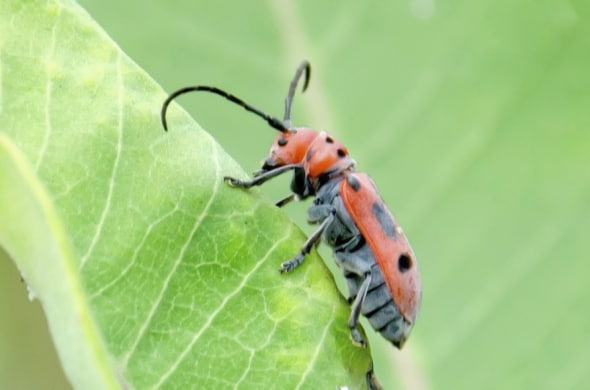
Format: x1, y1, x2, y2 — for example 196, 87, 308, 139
365, 361, 383, 390
348, 272, 372, 347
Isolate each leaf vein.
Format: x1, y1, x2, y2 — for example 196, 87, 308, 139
35, 5, 62, 171
88, 203, 181, 300
153, 229, 291, 389
233, 320, 278, 389
295, 305, 335, 390
79, 50, 124, 268
120, 141, 222, 372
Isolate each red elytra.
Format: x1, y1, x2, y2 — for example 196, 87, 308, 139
339, 172, 421, 324
161, 61, 422, 355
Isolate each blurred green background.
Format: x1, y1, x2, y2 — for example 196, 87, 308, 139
2, 0, 590, 389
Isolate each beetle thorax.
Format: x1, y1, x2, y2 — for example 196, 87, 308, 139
303, 131, 355, 183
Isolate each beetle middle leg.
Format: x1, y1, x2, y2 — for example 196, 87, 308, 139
279, 206, 336, 273
275, 193, 296, 208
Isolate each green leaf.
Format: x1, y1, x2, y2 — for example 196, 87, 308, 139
0, 0, 371, 389
0, 134, 119, 389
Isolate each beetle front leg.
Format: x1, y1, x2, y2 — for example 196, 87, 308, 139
279, 207, 336, 273
225, 164, 301, 189
349, 272, 372, 347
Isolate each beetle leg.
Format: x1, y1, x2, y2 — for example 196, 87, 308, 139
307, 203, 336, 223
280, 207, 336, 273
365, 361, 383, 390
349, 272, 372, 347
275, 193, 296, 208
225, 164, 301, 189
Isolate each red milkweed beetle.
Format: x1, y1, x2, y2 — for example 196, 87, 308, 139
161, 60, 422, 354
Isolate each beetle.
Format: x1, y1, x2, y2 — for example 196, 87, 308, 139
161, 60, 422, 350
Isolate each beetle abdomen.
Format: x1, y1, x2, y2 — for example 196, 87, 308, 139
362, 263, 412, 348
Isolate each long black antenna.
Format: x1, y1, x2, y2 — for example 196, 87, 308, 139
283, 60, 311, 128
161, 86, 288, 132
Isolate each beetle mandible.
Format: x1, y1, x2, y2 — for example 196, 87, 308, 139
161, 60, 422, 349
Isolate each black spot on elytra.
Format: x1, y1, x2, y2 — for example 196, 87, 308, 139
398, 254, 412, 273
337, 148, 346, 158
372, 202, 396, 237
347, 175, 361, 191
278, 137, 288, 146
326, 136, 334, 143
306, 149, 313, 162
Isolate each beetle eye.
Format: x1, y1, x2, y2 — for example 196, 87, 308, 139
398, 254, 412, 272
